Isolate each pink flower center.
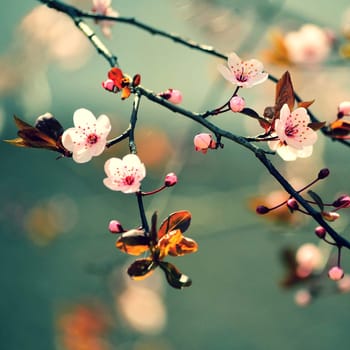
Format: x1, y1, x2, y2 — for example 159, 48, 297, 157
236, 68, 249, 82
285, 121, 299, 137
86, 133, 99, 144
123, 175, 135, 185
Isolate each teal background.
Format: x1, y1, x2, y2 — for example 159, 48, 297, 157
1, 1, 350, 349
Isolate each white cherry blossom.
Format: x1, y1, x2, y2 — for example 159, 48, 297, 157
218, 52, 268, 88
268, 104, 317, 161
62, 108, 111, 163
103, 154, 146, 193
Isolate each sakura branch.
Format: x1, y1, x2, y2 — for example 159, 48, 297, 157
6, 0, 350, 290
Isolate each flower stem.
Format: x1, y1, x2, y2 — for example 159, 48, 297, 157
129, 92, 141, 154
136, 191, 149, 233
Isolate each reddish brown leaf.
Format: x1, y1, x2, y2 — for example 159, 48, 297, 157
308, 121, 326, 131
275, 71, 295, 117
116, 229, 150, 256
5, 115, 71, 157
127, 258, 156, 280
158, 210, 191, 239
168, 236, 198, 257
132, 74, 141, 87
298, 100, 315, 109
159, 261, 192, 289
329, 119, 350, 137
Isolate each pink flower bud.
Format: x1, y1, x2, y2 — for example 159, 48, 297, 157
314, 226, 326, 239
287, 198, 299, 211
322, 211, 340, 221
102, 79, 117, 92
317, 168, 330, 179
256, 205, 270, 214
164, 172, 177, 187
158, 89, 182, 104
229, 95, 245, 112
294, 289, 312, 307
332, 195, 350, 208
338, 101, 350, 117
193, 133, 216, 154
328, 266, 344, 281
108, 220, 125, 234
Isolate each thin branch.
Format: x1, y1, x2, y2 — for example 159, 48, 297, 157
106, 127, 130, 148
37, 0, 350, 249
129, 92, 141, 154
39, 0, 350, 148
255, 151, 350, 249
38, 0, 117, 67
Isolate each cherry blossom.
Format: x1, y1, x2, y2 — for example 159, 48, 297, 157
103, 154, 146, 193
62, 108, 111, 163
217, 52, 268, 88
92, 0, 119, 38
284, 24, 332, 65
268, 104, 318, 161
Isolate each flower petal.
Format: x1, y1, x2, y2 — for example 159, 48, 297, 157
159, 261, 192, 289
276, 145, 298, 161
127, 258, 156, 280
158, 210, 192, 239
116, 229, 150, 256
73, 108, 96, 127
217, 64, 236, 83
61, 128, 75, 151
73, 148, 93, 163
96, 114, 111, 136
168, 237, 198, 256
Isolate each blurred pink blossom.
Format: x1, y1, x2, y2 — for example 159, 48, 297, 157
328, 266, 344, 281
284, 24, 332, 65
92, 0, 119, 38
294, 289, 312, 307
337, 274, 350, 292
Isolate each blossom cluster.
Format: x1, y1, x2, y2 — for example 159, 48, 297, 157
5, 0, 350, 296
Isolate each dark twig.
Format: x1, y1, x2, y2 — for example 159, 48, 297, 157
37, 0, 350, 250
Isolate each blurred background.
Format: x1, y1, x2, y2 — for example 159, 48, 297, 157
1, 0, 350, 349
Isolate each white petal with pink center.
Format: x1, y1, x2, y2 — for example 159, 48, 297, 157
268, 104, 317, 161
62, 108, 111, 163
103, 154, 146, 193
217, 52, 268, 88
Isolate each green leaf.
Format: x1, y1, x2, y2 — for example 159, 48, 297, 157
158, 210, 191, 239
308, 190, 324, 211
159, 261, 192, 289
